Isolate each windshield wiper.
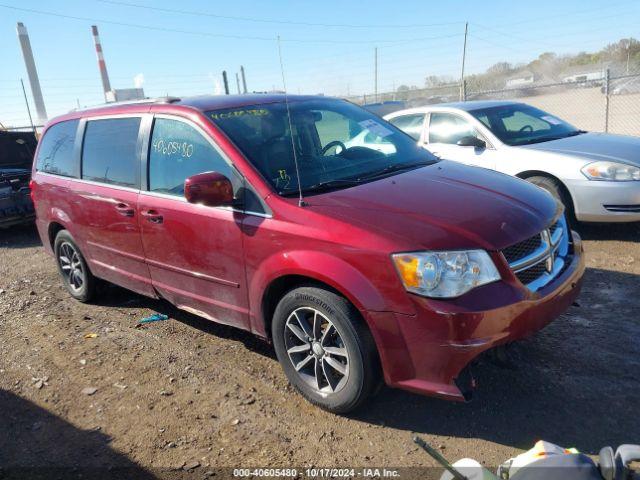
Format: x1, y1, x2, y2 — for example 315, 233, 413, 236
519, 130, 587, 145
567, 129, 587, 136
357, 160, 435, 180
283, 160, 436, 195
300, 178, 365, 194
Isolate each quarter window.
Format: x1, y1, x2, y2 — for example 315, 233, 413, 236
429, 113, 477, 145
148, 118, 238, 196
82, 118, 141, 187
35, 119, 79, 177
388, 114, 425, 141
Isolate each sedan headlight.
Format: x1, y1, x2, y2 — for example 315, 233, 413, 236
391, 250, 500, 298
581, 161, 640, 181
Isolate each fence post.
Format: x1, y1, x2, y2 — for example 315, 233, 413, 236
604, 68, 610, 133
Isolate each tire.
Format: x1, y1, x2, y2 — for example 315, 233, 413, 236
54, 230, 96, 303
272, 286, 379, 414
526, 175, 577, 227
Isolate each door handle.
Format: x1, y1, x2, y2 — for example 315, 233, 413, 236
115, 203, 135, 217
141, 209, 164, 224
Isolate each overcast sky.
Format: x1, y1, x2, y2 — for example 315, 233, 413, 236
1, 0, 638, 126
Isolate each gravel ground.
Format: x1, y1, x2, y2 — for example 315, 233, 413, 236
0, 223, 638, 478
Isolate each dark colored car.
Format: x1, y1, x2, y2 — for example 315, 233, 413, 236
0, 130, 37, 228
31, 95, 585, 413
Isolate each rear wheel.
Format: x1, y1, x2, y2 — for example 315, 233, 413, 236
526, 175, 577, 227
54, 230, 96, 303
272, 286, 379, 413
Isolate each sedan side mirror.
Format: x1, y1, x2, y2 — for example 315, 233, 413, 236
184, 171, 234, 207
457, 135, 486, 149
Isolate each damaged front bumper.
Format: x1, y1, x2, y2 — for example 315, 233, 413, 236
365, 232, 585, 402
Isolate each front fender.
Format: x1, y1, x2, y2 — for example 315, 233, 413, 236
248, 250, 393, 337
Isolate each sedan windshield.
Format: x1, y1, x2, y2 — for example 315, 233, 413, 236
208, 98, 437, 196
469, 104, 585, 146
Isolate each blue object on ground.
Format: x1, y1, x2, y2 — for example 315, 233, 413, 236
138, 313, 169, 324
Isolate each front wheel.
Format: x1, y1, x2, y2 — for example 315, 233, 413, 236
526, 175, 577, 227
272, 287, 379, 413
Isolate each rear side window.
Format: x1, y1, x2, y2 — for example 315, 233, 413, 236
148, 118, 238, 196
35, 120, 79, 177
82, 117, 141, 188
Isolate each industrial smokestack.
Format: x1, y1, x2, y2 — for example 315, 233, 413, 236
91, 25, 112, 100
222, 71, 229, 95
240, 66, 247, 94
16, 22, 47, 123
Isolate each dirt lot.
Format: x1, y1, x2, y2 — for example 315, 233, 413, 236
1, 223, 639, 478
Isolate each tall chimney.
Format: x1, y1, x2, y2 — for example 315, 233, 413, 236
91, 25, 112, 100
240, 66, 247, 94
16, 22, 47, 123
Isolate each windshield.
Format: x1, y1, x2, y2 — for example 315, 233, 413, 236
207, 98, 437, 196
469, 104, 584, 146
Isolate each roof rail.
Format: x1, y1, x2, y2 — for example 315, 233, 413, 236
69, 96, 182, 112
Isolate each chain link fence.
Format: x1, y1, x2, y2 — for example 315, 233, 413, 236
346, 70, 640, 137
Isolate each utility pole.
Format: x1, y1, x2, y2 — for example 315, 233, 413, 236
20, 79, 36, 134
626, 40, 631, 75
235, 73, 241, 94
240, 65, 247, 93
374, 47, 378, 103
459, 22, 468, 101
16, 22, 47, 123
222, 71, 229, 95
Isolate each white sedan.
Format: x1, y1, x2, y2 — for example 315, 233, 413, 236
374, 101, 640, 223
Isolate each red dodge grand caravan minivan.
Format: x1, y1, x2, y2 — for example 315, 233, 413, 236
32, 95, 585, 412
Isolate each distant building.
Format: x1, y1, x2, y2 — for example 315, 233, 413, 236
561, 67, 606, 84
505, 71, 537, 88
106, 88, 145, 103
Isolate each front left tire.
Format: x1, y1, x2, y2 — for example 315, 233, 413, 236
272, 286, 380, 413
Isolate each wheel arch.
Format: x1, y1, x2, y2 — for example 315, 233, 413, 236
261, 274, 352, 341
515, 170, 576, 214
47, 221, 66, 249
250, 251, 392, 341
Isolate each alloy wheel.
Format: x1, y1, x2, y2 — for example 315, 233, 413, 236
284, 307, 350, 395
58, 242, 85, 292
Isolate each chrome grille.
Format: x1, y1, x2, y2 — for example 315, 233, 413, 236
502, 234, 542, 265
515, 262, 547, 285
501, 218, 568, 291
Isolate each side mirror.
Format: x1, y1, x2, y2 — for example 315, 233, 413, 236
457, 135, 486, 149
184, 171, 234, 207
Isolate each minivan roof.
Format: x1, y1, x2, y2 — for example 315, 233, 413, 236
66, 94, 328, 119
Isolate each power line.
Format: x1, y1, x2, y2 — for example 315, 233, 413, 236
97, 0, 465, 29
482, 0, 638, 29
0, 3, 464, 45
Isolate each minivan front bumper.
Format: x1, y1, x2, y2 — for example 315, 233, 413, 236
366, 231, 585, 401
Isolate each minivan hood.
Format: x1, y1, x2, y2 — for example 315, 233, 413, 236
520, 132, 640, 167
309, 161, 558, 251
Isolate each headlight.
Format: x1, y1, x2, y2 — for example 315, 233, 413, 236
581, 161, 640, 181
391, 250, 500, 298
